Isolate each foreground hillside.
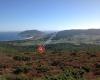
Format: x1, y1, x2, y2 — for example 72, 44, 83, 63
0, 42, 100, 80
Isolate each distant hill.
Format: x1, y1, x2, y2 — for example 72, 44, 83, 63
53, 29, 100, 40
17, 29, 100, 45
19, 30, 46, 40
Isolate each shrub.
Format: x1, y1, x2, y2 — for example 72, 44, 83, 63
36, 66, 49, 73
13, 56, 31, 61
13, 67, 31, 74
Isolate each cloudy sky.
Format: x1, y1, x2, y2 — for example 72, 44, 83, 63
0, 0, 100, 31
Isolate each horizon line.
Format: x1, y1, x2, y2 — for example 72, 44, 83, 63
0, 28, 100, 32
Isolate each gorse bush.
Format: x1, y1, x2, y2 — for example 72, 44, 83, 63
36, 66, 49, 73
13, 67, 31, 74
13, 55, 31, 61
44, 67, 85, 80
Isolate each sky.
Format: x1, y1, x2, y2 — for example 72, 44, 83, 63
0, 0, 100, 31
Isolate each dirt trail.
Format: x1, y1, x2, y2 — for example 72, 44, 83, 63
44, 32, 58, 45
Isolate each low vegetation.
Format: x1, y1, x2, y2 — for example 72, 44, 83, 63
0, 41, 100, 80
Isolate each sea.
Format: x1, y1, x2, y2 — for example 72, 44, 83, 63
0, 32, 25, 41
